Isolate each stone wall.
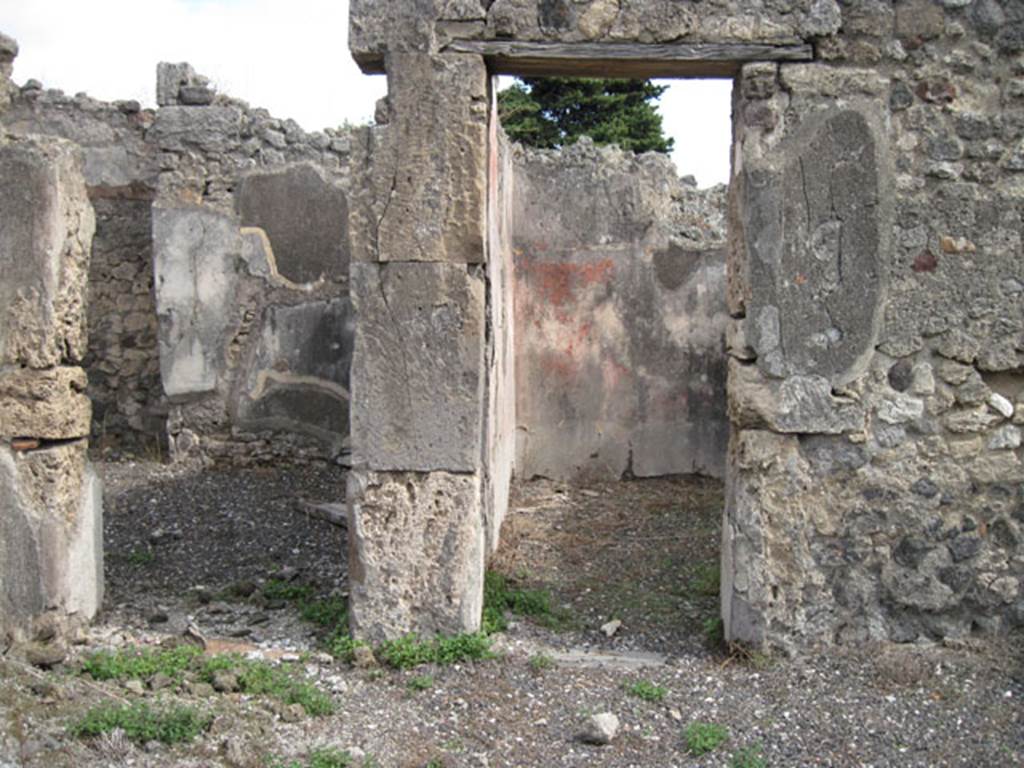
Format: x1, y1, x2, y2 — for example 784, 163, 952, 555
349, 0, 1024, 651
1, 77, 164, 454
512, 138, 729, 481
0, 130, 103, 645
152, 64, 355, 466
0, 43, 357, 465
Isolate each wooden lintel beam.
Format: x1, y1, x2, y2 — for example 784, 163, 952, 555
442, 40, 814, 79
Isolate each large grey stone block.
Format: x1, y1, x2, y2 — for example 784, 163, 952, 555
351, 262, 485, 472
152, 206, 242, 398
347, 470, 484, 643
0, 442, 103, 643
350, 53, 487, 263
739, 107, 891, 385
0, 134, 95, 368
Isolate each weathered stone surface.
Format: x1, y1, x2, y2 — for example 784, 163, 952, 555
739, 107, 890, 385
347, 470, 483, 642
236, 164, 348, 285
351, 262, 485, 472
0, 367, 91, 440
0, 134, 94, 368
149, 106, 242, 154
152, 206, 242, 398
0, 442, 103, 643
351, 53, 487, 263
728, 360, 865, 434
512, 140, 729, 481
236, 299, 354, 451
349, 0, 439, 67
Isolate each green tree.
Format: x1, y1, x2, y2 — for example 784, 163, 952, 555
497, 77, 674, 154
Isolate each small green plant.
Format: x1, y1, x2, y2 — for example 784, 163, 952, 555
263, 579, 315, 603
376, 633, 493, 669
690, 562, 720, 597
327, 632, 365, 663
301, 597, 348, 631
125, 548, 155, 566
268, 747, 363, 768
70, 702, 210, 745
684, 722, 729, 756
703, 616, 725, 650
482, 571, 572, 633
625, 679, 667, 702
528, 653, 554, 672
199, 654, 333, 716
407, 675, 434, 692
732, 743, 767, 768
81, 644, 202, 682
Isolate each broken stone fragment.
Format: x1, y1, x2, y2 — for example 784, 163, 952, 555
580, 712, 620, 745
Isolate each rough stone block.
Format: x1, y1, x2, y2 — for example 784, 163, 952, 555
0, 134, 95, 368
728, 359, 866, 434
347, 470, 483, 642
349, 0, 439, 69
152, 206, 242, 398
0, 442, 103, 643
0, 367, 91, 440
739, 107, 891, 385
236, 164, 348, 285
351, 262, 485, 472
149, 106, 242, 153
351, 53, 487, 263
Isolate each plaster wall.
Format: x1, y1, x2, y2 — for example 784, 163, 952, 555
512, 139, 729, 481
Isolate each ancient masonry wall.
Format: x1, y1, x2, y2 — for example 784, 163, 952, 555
2, 76, 163, 454
512, 139, 729, 482
151, 64, 354, 466
349, 0, 1024, 651
0, 47, 356, 464
0, 38, 104, 641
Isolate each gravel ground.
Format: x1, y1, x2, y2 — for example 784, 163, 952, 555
0, 460, 1021, 768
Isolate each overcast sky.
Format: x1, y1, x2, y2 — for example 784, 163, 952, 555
2, 0, 731, 186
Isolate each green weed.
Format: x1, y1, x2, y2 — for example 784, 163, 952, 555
199, 654, 333, 716
125, 548, 155, 566
70, 702, 210, 745
625, 679, 667, 702
263, 579, 315, 603
684, 722, 729, 756
690, 562, 720, 597
407, 675, 434, 692
732, 743, 767, 768
482, 571, 572, 633
703, 616, 725, 650
81, 645, 202, 682
528, 653, 554, 672
376, 633, 493, 669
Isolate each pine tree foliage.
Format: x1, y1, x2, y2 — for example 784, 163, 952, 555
497, 77, 674, 154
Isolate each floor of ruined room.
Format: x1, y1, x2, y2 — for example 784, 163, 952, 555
0, 460, 1021, 768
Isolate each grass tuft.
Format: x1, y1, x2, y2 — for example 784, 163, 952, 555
684, 721, 729, 756
377, 633, 493, 670
70, 702, 210, 745
625, 679, 667, 702
81, 645, 202, 682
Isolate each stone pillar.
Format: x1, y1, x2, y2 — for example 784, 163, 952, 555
723, 63, 893, 652
346, 51, 496, 642
0, 133, 102, 645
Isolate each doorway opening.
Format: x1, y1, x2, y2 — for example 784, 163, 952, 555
487, 73, 735, 655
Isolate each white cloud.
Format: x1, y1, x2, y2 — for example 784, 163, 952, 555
2, 3, 732, 182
